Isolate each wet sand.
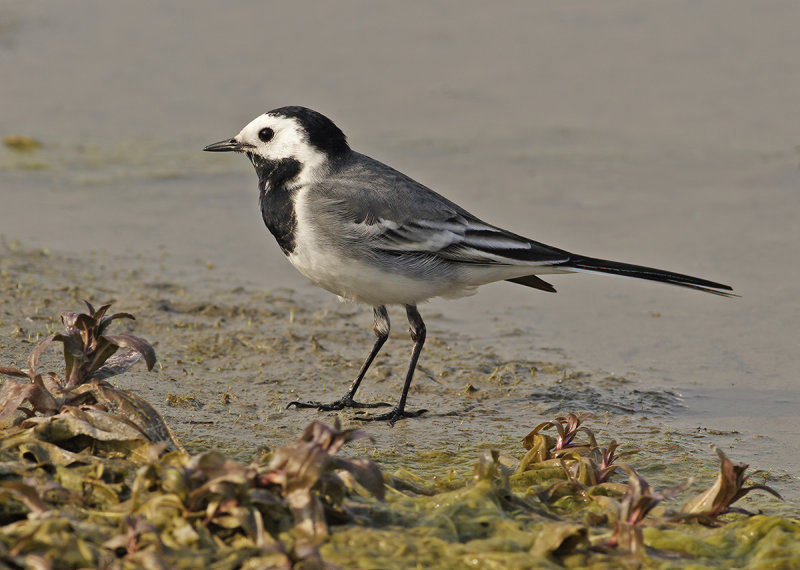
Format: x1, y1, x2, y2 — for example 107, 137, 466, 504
1, 1, 799, 499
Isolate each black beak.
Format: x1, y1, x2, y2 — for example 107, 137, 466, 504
203, 138, 254, 153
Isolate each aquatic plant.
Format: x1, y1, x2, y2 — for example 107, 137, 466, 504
605, 464, 691, 554
517, 412, 596, 470
0, 301, 179, 449
0, 417, 384, 568
681, 448, 782, 523
562, 439, 622, 487
512, 413, 627, 507
262, 420, 385, 554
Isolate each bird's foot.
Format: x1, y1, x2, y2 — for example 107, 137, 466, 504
286, 396, 391, 412
354, 407, 427, 426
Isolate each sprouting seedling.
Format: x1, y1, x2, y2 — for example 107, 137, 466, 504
0, 337, 61, 421
520, 412, 596, 468
568, 440, 622, 487
539, 412, 595, 453
56, 300, 156, 389
588, 440, 621, 484
0, 302, 178, 449
606, 464, 691, 553
538, 458, 591, 503
618, 464, 689, 526
261, 419, 384, 545
136, 420, 384, 567
0, 301, 155, 422
536, 440, 625, 504
681, 448, 782, 522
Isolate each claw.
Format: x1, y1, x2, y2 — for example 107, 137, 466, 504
286, 397, 391, 412
354, 407, 427, 426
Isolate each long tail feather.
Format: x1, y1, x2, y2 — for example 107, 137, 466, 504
565, 256, 736, 297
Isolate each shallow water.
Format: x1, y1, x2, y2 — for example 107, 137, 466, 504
1, 0, 799, 495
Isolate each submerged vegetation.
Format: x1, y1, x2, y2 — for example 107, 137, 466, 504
0, 303, 796, 568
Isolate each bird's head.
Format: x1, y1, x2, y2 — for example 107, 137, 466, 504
204, 106, 349, 187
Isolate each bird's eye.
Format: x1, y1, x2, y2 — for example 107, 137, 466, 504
258, 127, 274, 142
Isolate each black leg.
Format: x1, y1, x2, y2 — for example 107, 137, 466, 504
287, 306, 392, 411
356, 304, 428, 425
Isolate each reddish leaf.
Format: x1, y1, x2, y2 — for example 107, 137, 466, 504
91, 303, 112, 323
91, 350, 147, 380
104, 334, 156, 371
0, 381, 36, 425
83, 337, 120, 378
97, 311, 135, 337
28, 335, 55, 378
0, 366, 29, 379
0, 481, 47, 514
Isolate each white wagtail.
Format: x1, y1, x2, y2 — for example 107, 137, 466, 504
204, 106, 734, 424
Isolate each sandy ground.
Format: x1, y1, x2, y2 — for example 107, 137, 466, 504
1, 1, 799, 504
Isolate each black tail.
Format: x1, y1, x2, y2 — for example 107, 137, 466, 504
565, 256, 735, 297
506, 274, 557, 293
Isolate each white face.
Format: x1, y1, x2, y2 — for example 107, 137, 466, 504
234, 114, 329, 181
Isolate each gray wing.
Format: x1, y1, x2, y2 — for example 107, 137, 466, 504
315, 152, 570, 267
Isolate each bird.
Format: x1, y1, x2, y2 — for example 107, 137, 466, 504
203, 106, 734, 424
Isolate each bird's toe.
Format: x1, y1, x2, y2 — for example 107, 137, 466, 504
354, 407, 427, 425
286, 397, 391, 411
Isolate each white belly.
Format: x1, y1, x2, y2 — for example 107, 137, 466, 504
287, 244, 465, 305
